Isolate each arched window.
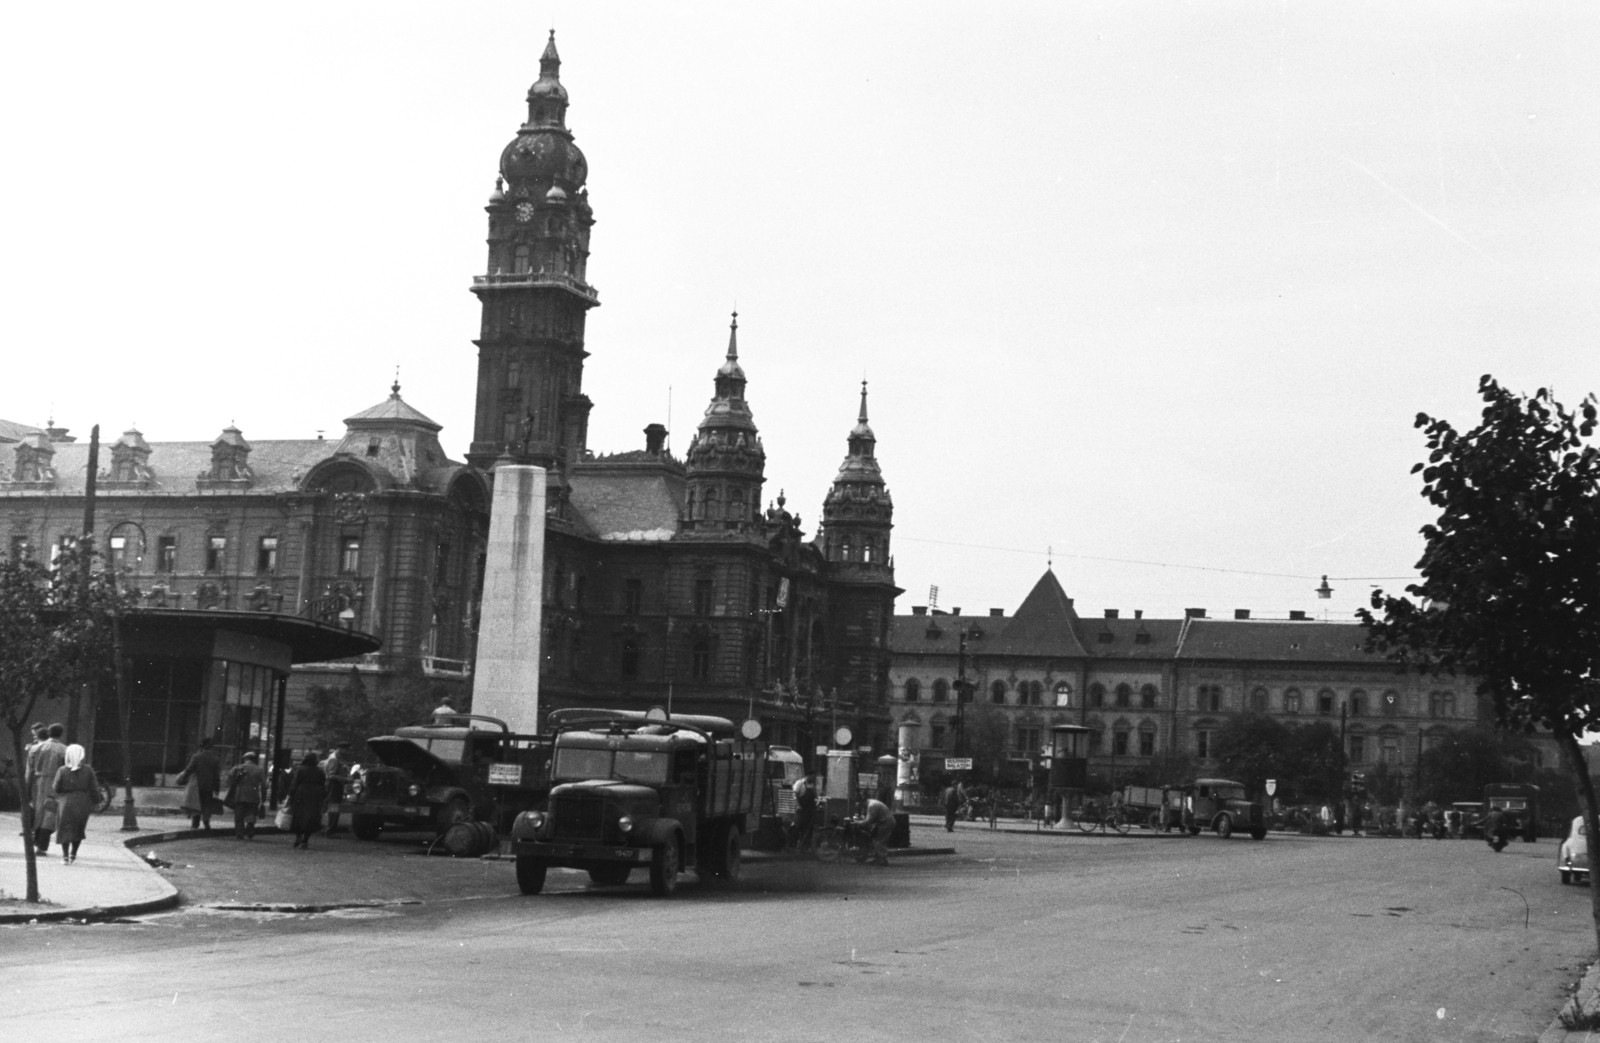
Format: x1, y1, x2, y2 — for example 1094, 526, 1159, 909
1140, 684, 1158, 709
990, 680, 1008, 705
691, 640, 711, 681
863, 542, 874, 563
1112, 727, 1131, 756
513, 244, 531, 274
904, 678, 921, 703
1283, 688, 1302, 714
1197, 685, 1223, 713
841, 540, 853, 562
1026, 682, 1044, 706
705, 487, 721, 520
1382, 690, 1400, 715
1138, 723, 1157, 757
728, 488, 745, 521
1249, 687, 1268, 713
1318, 689, 1336, 715
932, 679, 950, 704
1054, 682, 1073, 707
1349, 689, 1367, 717
1114, 683, 1132, 709
1088, 683, 1105, 709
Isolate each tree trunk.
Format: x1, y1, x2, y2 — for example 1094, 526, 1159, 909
1557, 730, 1600, 957
10, 727, 40, 903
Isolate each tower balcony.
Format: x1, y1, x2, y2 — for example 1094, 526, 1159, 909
472, 270, 599, 304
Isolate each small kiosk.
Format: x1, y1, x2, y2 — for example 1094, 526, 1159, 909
1047, 724, 1092, 827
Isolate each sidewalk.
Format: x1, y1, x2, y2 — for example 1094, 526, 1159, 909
0, 811, 179, 923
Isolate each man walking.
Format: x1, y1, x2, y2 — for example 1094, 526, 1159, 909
25, 724, 67, 851
228, 752, 268, 840
321, 742, 353, 836
943, 780, 966, 833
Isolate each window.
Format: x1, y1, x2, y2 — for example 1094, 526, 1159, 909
1284, 688, 1302, 714
1349, 690, 1366, 717
904, 678, 921, 702
109, 535, 128, 573
1134, 631, 1152, 645
930, 724, 947, 750
1140, 684, 1158, 709
1112, 729, 1130, 756
932, 679, 950, 704
1054, 682, 1073, 707
694, 578, 714, 616
1015, 726, 1042, 754
340, 538, 361, 574
1249, 687, 1268, 713
620, 638, 639, 679
1196, 729, 1211, 759
1318, 689, 1335, 715
957, 681, 973, 704
507, 359, 522, 389
691, 640, 711, 681
1097, 631, 1114, 644
1382, 690, 1399, 716
1380, 734, 1400, 765
1088, 683, 1105, 709
1114, 683, 1132, 709
157, 536, 176, 573
1348, 734, 1366, 763
1430, 691, 1456, 718
1139, 729, 1156, 757
624, 579, 642, 615
205, 536, 226, 573
9, 535, 30, 562
1088, 731, 1103, 755
1021, 681, 1043, 706
257, 536, 278, 574
513, 244, 531, 274
366, 439, 381, 458
1197, 685, 1223, 713
991, 680, 1007, 705
502, 412, 520, 444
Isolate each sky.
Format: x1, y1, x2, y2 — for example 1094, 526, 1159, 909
1, 2, 1596, 624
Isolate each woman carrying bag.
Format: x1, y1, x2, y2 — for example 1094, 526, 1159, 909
285, 753, 326, 849
51, 744, 103, 865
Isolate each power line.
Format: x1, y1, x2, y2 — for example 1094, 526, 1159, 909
894, 535, 1418, 583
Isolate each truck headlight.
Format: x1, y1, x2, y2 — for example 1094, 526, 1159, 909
527, 811, 546, 830
617, 815, 633, 834
407, 784, 421, 798
348, 777, 364, 797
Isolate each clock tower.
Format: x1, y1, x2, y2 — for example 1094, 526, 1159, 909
468, 32, 597, 474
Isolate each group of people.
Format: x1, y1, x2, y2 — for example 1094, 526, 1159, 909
173, 739, 355, 848
788, 772, 895, 866
281, 742, 354, 849
22, 722, 103, 864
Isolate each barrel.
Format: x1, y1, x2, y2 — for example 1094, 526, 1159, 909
442, 820, 497, 857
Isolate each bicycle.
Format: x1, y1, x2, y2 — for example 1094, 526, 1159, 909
812, 819, 873, 862
1071, 799, 1131, 835
94, 771, 121, 813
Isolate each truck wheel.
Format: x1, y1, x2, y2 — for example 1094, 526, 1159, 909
352, 815, 383, 841
719, 826, 743, 883
1249, 827, 1267, 841
436, 797, 470, 835
1561, 868, 1572, 885
1216, 815, 1233, 839
650, 837, 679, 897
588, 865, 632, 886
1187, 825, 1201, 836
516, 855, 547, 895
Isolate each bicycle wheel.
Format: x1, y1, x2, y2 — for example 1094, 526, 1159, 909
1110, 808, 1131, 835
1072, 805, 1096, 834
814, 827, 844, 861
95, 775, 117, 813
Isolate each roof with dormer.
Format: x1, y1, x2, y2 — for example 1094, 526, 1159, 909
343, 383, 442, 431
0, 419, 42, 444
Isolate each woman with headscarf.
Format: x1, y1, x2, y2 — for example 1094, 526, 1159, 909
286, 752, 326, 849
51, 744, 103, 865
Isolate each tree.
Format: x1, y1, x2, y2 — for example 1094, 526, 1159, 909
301, 667, 457, 758
1359, 376, 1600, 952
0, 547, 123, 903
1213, 714, 1291, 796
1413, 726, 1536, 806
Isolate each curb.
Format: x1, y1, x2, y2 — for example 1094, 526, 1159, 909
0, 830, 186, 925
1539, 961, 1600, 1043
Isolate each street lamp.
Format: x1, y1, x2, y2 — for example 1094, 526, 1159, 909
953, 623, 983, 757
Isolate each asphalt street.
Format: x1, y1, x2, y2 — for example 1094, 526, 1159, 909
0, 827, 1591, 1043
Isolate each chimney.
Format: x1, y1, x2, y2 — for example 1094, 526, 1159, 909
1134, 610, 1143, 619
1103, 609, 1119, 619
644, 423, 668, 454
1289, 610, 1309, 621
911, 606, 927, 616
1234, 609, 1251, 620
1184, 608, 1207, 619
989, 608, 1004, 617
951, 607, 961, 617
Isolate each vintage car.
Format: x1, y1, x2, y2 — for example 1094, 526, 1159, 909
1180, 778, 1268, 840
339, 714, 551, 840
1484, 783, 1540, 843
1560, 815, 1589, 885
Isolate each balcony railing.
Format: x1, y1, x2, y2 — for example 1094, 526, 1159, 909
422, 656, 472, 678
471, 270, 599, 302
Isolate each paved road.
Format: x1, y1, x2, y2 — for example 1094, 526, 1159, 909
1, 828, 1591, 1042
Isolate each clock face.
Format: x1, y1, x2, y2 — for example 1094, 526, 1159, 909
516, 202, 536, 223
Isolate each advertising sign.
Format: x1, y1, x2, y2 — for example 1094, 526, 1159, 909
488, 763, 523, 786
945, 757, 974, 771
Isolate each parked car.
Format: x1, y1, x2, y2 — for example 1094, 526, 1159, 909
1560, 815, 1589, 885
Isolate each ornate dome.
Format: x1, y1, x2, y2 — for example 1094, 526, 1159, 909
500, 133, 587, 189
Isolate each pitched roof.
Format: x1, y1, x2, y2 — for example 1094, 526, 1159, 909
1176, 618, 1386, 664
0, 418, 42, 443
888, 613, 1008, 656
343, 387, 442, 431
985, 569, 1092, 658
3, 439, 337, 496
568, 467, 684, 542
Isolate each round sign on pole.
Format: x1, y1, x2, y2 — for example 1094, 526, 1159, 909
834, 726, 853, 747
740, 718, 762, 740
1265, 779, 1277, 797
644, 705, 669, 722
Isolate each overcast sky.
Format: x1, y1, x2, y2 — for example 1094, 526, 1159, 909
2, 3, 1596, 624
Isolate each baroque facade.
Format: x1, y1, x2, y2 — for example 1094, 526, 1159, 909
889, 569, 1522, 787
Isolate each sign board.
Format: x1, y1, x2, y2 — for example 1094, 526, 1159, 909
1265, 779, 1277, 796
858, 745, 873, 754
488, 763, 523, 786
815, 745, 830, 757
857, 773, 879, 790
834, 727, 853, 747
740, 719, 762, 740
945, 758, 974, 771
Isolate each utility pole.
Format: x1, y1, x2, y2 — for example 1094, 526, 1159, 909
67, 425, 100, 741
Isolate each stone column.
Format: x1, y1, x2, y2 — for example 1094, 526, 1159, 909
471, 466, 546, 734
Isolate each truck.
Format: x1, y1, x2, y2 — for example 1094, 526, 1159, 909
1121, 783, 1182, 831
338, 714, 552, 841
510, 708, 768, 897
1484, 783, 1540, 843
1179, 778, 1268, 840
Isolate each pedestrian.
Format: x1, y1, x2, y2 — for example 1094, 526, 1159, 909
320, 742, 353, 836
286, 752, 327, 849
1484, 808, 1511, 852
176, 737, 223, 830
791, 773, 817, 851
227, 752, 268, 840
25, 723, 67, 852
942, 780, 962, 833
50, 744, 102, 865
854, 796, 895, 867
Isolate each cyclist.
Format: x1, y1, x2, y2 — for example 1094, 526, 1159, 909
853, 797, 895, 867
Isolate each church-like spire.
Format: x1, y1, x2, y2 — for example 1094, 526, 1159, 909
683, 313, 765, 535
526, 30, 569, 127
822, 382, 892, 567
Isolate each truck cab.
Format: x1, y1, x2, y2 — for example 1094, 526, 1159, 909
510, 709, 767, 897
339, 714, 551, 840
1181, 778, 1267, 840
